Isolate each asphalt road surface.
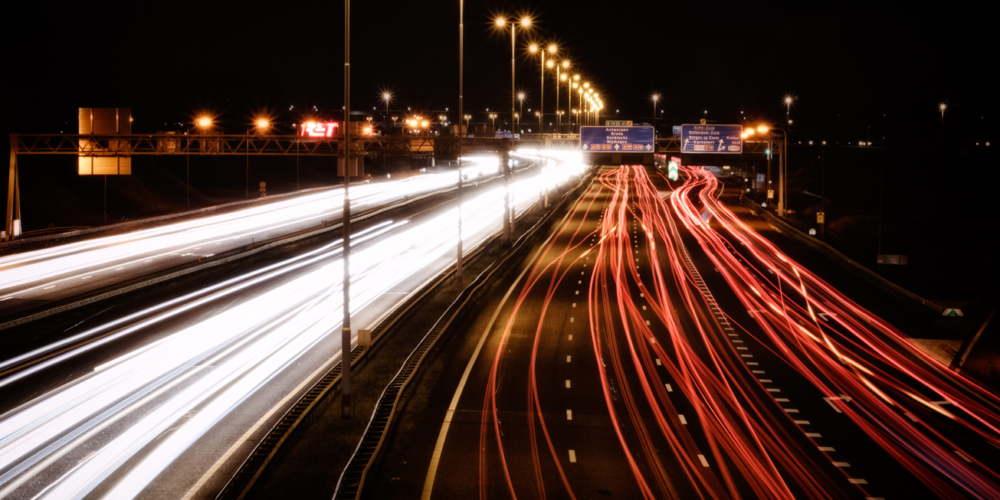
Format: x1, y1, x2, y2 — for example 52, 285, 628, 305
411, 164, 1000, 500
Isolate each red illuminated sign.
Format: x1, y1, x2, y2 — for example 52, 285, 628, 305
300, 121, 338, 138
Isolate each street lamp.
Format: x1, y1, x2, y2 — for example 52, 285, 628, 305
489, 112, 497, 130
464, 114, 471, 131
651, 93, 660, 137
517, 92, 526, 131
529, 43, 557, 134
381, 91, 393, 133
495, 15, 531, 133
783, 93, 796, 119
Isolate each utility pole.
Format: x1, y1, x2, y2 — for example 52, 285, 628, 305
341, 0, 352, 419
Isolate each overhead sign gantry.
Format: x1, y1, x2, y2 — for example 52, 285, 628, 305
580, 125, 655, 165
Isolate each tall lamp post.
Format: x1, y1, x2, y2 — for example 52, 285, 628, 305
341, 0, 353, 419
651, 93, 660, 138
556, 61, 569, 133
457, 0, 465, 284
489, 113, 497, 130
382, 92, 392, 134
517, 92, 526, 132
529, 43, 557, 135
496, 15, 531, 133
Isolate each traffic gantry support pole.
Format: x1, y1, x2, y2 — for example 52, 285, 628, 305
5, 135, 20, 241
341, 0, 352, 419
501, 139, 511, 245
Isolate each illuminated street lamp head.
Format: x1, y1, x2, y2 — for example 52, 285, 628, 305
518, 92, 526, 101
196, 116, 212, 129
529, 44, 538, 53
560, 74, 567, 81
573, 74, 580, 81
439, 115, 447, 121
651, 93, 660, 102
421, 120, 429, 128
520, 16, 531, 27
939, 103, 947, 112
546, 60, 554, 68
382, 92, 392, 102
255, 118, 269, 129
756, 125, 769, 134
495, 17, 506, 27
572, 82, 578, 89
744, 128, 755, 136
562, 60, 570, 68
583, 82, 590, 88
548, 43, 557, 53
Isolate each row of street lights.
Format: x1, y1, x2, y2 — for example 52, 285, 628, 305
493, 15, 604, 134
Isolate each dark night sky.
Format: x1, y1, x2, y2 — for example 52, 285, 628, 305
1, 1, 995, 144
0, 1, 997, 298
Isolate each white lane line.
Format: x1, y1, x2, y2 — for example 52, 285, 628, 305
568, 449, 577, 463
794, 420, 810, 425
818, 446, 836, 452
570, 317, 575, 323
645, 320, 651, 325
848, 478, 868, 484
758, 379, 772, 383
655, 358, 662, 366
665, 383, 673, 392
43, 285, 55, 290
565, 380, 572, 388
784, 409, 800, 414
775, 398, 790, 402
678, 414, 687, 425
577, 280, 582, 284
639, 293, 643, 298
824, 395, 852, 413
741, 354, 753, 358
752, 370, 765, 374
642, 305, 647, 310
572, 303, 576, 308
832, 462, 851, 468
954, 450, 972, 463
806, 432, 822, 438
0, 297, 10, 302
698, 454, 710, 467
747, 362, 759, 366
568, 334, 573, 341
566, 355, 572, 363
567, 409, 573, 421
767, 388, 781, 393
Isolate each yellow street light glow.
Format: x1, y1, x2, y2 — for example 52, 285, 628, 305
546, 60, 554, 68
583, 82, 590, 88
562, 60, 570, 68
572, 82, 578, 89
529, 44, 538, 53
197, 117, 212, 128
421, 120, 429, 128
520, 17, 531, 27
573, 74, 580, 80
560, 74, 567, 81
741, 132, 748, 139
256, 118, 269, 129
939, 103, 947, 112
745, 128, 755, 136
757, 125, 769, 133
495, 17, 506, 27
548, 43, 557, 53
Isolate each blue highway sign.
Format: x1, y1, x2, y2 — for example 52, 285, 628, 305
580, 126, 655, 152
681, 124, 743, 154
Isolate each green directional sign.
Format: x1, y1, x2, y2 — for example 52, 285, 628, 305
668, 160, 679, 181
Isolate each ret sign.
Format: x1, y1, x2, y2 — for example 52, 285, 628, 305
300, 121, 339, 138
680, 124, 743, 154
580, 126, 655, 152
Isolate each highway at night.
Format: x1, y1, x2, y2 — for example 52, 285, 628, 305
0, 156, 587, 499
402, 164, 1000, 500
